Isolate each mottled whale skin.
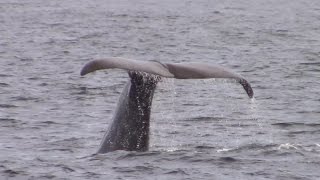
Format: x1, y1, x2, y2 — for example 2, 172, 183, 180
80, 57, 254, 153
97, 72, 160, 153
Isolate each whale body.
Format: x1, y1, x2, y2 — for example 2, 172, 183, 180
80, 57, 254, 153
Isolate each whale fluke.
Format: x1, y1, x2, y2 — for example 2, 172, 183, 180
164, 63, 253, 98
80, 57, 174, 77
81, 57, 253, 98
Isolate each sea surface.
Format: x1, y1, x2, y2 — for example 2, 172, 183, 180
1, 0, 320, 179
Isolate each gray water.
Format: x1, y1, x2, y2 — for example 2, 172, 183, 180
1, 0, 320, 179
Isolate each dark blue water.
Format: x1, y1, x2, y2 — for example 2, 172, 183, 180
1, 0, 320, 179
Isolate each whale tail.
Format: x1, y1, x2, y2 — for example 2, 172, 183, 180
80, 57, 254, 98
81, 57, 254, 153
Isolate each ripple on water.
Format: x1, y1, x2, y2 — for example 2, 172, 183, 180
0, 83, 9, 87
0, 104, 18, 108
272, 122, 320, 128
